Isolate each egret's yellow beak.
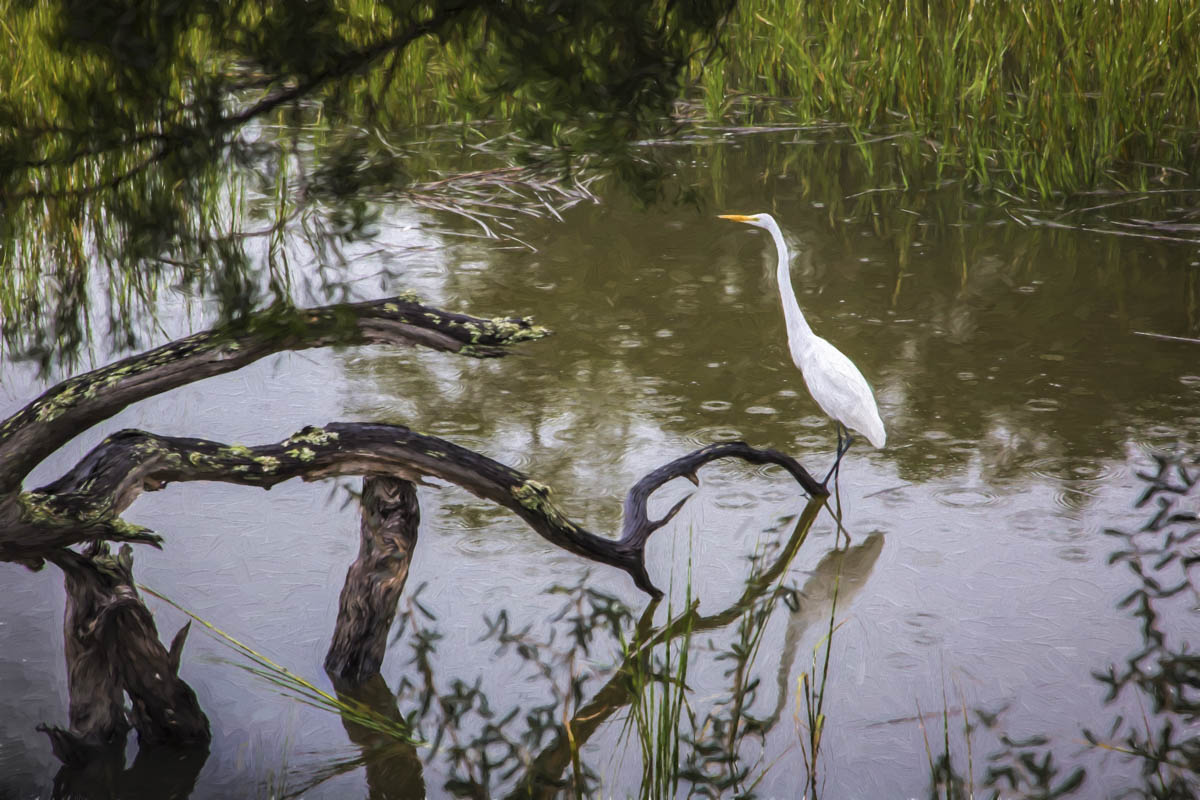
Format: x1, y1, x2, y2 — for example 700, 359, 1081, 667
718, 214, 754, 222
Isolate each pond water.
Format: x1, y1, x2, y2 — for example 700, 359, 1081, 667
2, 132, 1199, 798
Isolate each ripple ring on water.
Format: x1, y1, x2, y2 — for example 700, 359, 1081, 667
745, 405, 777, 415
713, 490, 758, 510
454, 533, 516, 556
1024, 397, 1060, 412
1052, 485, 1101, 511
1027, 457, 1118, 483
932, 486, 1000, 508
1056, 545, 1090, 563
684, 425, 744, 446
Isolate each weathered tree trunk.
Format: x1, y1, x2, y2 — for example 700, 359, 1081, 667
39, 544, 210, 762
326, 477, 420, 683
39, 548, 130, 764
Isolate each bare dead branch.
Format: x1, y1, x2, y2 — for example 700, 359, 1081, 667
5, 424, 824, 597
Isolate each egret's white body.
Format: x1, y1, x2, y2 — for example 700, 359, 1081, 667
720, 212, 886, 453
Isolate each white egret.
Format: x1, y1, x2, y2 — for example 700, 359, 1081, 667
719, 212, 885, 477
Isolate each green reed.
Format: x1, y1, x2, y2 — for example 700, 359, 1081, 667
795, 587, 839, 798
7, 0, 1198, 209
698, 0, 1200, 198
620, 562, 694, 800
140, 585, 424, 746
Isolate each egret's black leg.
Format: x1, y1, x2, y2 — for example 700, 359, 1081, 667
831, 476, 850, 546
823, 423, 854, 485
822, 431, 840, 486
823, 425, 841, 485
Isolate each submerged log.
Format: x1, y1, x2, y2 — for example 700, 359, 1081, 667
48, 740, 209, 800
326, 477, 421, 683
38, 547, 130, 764
329, 673, 427, 798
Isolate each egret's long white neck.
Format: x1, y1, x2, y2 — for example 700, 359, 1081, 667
764, 220, 814, 356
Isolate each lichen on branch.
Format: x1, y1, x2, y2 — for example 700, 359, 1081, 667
4, 423, 824, 596
0, 294, 549, 496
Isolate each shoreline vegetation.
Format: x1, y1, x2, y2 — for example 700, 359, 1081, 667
699, 0, 1200, 199
4, 0, 1199, 367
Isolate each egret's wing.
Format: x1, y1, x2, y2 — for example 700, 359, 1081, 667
799, 337, 886, 447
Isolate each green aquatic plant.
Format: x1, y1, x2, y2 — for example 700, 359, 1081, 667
1086, 452, 1200, 796
917, 686, 980, 800
910, 450, 1200, 799
795, 580, 843, 799
620, 550, 695, 800
678, 540, 810, 797
139, 585, 425, 746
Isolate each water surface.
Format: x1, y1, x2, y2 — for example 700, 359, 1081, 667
2, 132, 1198, 798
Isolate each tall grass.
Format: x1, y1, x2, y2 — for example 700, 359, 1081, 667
917, 689, 977, 800
700, 0, 1200, 197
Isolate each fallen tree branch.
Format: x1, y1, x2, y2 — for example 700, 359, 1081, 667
4, 424, 825, 596
0, 294, 549, 496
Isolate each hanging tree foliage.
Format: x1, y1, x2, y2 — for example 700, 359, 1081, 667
0, 0, 736, 368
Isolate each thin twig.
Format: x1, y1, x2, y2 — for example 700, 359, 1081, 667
1133, 331, 1200, 345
